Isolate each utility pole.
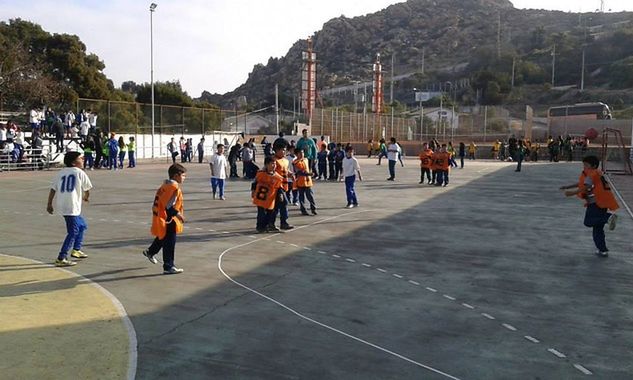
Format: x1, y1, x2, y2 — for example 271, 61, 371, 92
580, 47, 586, 91
551, 44, 556, 86
390, 53, 395, 136
497, 13, 501, 59
275, 83, 279, 135
511, 56, 516, 88
421, 47, 425, 74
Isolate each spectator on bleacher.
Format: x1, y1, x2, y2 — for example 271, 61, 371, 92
31, 133, 43, 162
65, 110, 75, 138
0, 123, 7, 143
38, 108, 46, 136
93, 130, 103, 169
2, 139, 17, 162
53, 116, 65, 153
29, 107, 40, 133
13, 126, 25, 162
88, 110, 98, 134
45, 108, 57, 137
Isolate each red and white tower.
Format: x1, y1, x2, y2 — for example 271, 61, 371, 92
301, 38, 317, 125
372, 53, 383, 114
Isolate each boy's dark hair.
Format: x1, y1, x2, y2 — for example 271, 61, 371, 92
168, 163, 187, 178
273, 143, 286, 152
264, 156, 275, 166
295, 148, 304, 154
64, 151, 82, 167
217, 144, 224, 149
582, 155, 600, 168
345, 146, 354, 152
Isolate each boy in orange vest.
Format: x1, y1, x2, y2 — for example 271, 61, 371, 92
293, 148, 317, 215
560, 155, 619, 257
433, 144, 451, 187
252, 156, 285, 233
270, 144, 294, 230
419, 142, 434, 185
142, 163, 187, 274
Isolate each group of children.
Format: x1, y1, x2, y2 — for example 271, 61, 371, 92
46, 136, 619, 276
81, 132, 136, 170
418, 142, 452, 186
250, 143, 363, 233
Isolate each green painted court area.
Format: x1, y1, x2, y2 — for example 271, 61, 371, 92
1, 158, 632, 379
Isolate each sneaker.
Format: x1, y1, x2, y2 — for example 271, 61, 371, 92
212, 193, 216, 199
163, 267, 184, 275
220, 196, 226, 200
293, 202, 299, 206
419, 181, 424, 184
267, 225, 281, 233
70, 249, 88, 258
595, 250, 609, 258
256, 228, 268, 234
386, 177, 394, 181
280, 223, 294, 230
301, 211, 310, 216
608, 214, 618, 231
142, 249, 158, 264
346, 204, 355, 209
353, 203, 359, 208
55, 258, 77, 267
311, 209, 318, 215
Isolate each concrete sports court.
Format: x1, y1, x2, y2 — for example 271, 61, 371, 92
1, 157, 632, 379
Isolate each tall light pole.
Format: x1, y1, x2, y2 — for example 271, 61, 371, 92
150, 3, 157, 158
414, 88, 424, 141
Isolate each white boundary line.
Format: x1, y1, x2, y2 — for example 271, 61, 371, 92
217, 211, 462, 380
606, 174, 633, 220
0, 253, 138, 380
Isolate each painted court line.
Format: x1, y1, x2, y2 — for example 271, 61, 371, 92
481, 313, 495, 320
346, 258, 356, 263
332, 254, 341, 258
303, 247, 312, 251
362, 263, 372, 268
573, 364, 592, 375
524, 336, 540, 343
408, 280, 420, 286
443, 295, 456, 301
461, 303, 475, 309
290, 243, 299, 247
547, 348, 566, 358
376, 268, 387, 273
276, 240, 285, 244
0, 254, 138, 380
502, 323, 517, 331
216, 211, 463, 380
426, 287, 438, 293
318, 250, 327, 254
392, 274, 403, 279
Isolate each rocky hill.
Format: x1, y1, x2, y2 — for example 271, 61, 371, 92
206, 0, 633, 109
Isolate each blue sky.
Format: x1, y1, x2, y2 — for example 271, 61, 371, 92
1, 0, 631, 97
